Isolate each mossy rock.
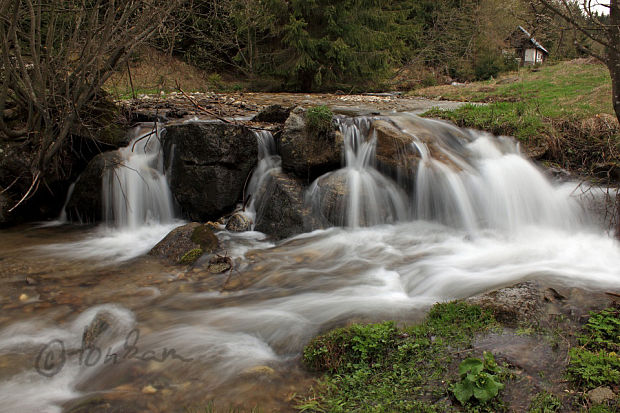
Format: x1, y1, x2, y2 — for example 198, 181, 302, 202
179, 248, 204, 265
190, 225, 219, 252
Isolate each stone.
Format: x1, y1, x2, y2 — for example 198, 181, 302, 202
150, 223, 215, 264
18, 293, 29, 302
278, 107, 343, 183
252, 104, 293, 123
370, 119, 421, 179
162, 122, 258, 221
141, 385, 157, 395
225, 212, 252, 232
65, 151, 123, 223
468, 281, 544, 326
82, 311, 114, 349
253, 171, 312, 239
587, 387, 615, 404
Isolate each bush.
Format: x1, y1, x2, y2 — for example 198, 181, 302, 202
451, 352, 504, 405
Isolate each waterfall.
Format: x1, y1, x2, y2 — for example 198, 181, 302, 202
243, 129, 281, 228
306, 116, 408, 227
102, 124, 176, 228
306, 113, 586, 232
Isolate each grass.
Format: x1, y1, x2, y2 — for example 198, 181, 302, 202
415, 60, 619, 176
297, 302, 505, 412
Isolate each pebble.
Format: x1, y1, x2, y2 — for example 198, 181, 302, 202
142, 385, 157, 395
19, 293, 28, 302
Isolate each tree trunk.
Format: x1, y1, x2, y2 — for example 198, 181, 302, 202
611, 0, 620, 125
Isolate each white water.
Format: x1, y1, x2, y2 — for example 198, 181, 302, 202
44, 124, 181, 262
1, 114, 619, 412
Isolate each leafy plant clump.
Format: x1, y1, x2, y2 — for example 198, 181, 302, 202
297, 302, 499, 412
527, 391, 562, 413
305, 105, 334, 135
566, 306, 620, 390
451, 352, 504, 406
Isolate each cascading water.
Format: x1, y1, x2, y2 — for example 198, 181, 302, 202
1, 112, 619, 413
306, 113, 587, 233
306, 116, 408, 227
243, 130, 281, 227
102, 124, 176, 228
45, 124, 181, 261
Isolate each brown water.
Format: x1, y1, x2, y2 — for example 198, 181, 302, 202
1, 220, 619, 413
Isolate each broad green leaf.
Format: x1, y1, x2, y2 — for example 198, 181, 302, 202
458, 357, 484, 376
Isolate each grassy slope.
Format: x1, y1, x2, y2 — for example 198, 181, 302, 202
413, 60, 619, 177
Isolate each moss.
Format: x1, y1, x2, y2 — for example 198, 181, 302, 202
191, 225, 218, 252
179, 248, 203, 265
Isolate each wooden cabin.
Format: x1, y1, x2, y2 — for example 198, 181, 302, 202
507, 26, 549, 66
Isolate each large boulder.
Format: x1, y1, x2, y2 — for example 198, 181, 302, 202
254, 171, 312, 239
468, 281, 544, 326
278, 107, 343, 183
65, 151, 123, 223
162, 122, 258, 221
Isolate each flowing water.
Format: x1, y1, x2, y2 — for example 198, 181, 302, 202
0, 114, 619, 413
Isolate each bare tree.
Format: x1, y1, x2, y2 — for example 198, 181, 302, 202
0, 0, 180, 212
535, 0, 619, 124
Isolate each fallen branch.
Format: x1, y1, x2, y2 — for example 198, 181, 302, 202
8, 171, 40, 212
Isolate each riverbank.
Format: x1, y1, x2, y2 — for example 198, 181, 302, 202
295, 283, 619, 413
413, 59, 619, 181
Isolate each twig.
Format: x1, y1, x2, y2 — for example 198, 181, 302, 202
175, 80, 233, 124
8, 171, 40, 212
605, 291, 620, 298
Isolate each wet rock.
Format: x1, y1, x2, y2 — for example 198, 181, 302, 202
254, 171, 312, 239
141, 385, 157, 395
65, 151, 123, 223
179, 248, 203, 265
207, 255, 233, 274
190, 224, 219, 252
587, 386, 615, 404
226, 212, 252, 232
370, 119, 421, 180
149, 223, 202, 263
82, 311, 113, 349
468, 281, 544, 326
252, 104, 293, 123
305, 172, 348, 227
162, 122, 258, 221
278, 107, 343, 183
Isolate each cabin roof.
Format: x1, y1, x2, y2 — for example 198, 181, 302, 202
516, 26, 549, 55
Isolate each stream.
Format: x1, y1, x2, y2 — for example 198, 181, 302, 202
0, 110, 619, 413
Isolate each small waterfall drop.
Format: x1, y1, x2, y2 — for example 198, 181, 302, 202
102, 124, 176, 228
244, 129, 281, 227
306, 117, 408, 227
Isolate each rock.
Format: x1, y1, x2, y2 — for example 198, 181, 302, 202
150, 222, 218, 264
370, 119, 421, 178
65, 151, 123, 223
252, 105, 293, 123
278, 107, 343, 182
242, 365, 276, 378
190, 225, 219, 252
162, 122, 258, 221
18, 293, 29, 302
82, 311, 114, 349
587, 387, 615, 404
254, 171, 312, 239
141, 385, 157, 395
179, 248, 203, 265
207, 255, 233, 274
225, 212, 252, 232
305, 172, 348, 227
468, 281, 544, 326
0, 192, 9, 226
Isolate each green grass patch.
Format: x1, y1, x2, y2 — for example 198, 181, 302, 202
566, 307, 620, 391
297, 302, 503, 412
306, 105, 334, 135
527, 391, 561, 413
